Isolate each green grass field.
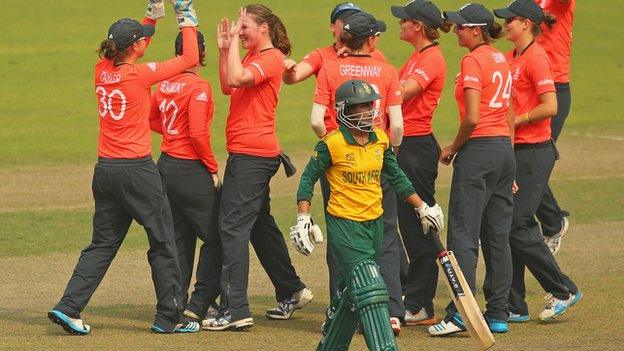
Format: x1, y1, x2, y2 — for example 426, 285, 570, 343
1, 0, 623, 350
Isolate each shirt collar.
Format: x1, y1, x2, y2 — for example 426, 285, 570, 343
339, 124, 379, 145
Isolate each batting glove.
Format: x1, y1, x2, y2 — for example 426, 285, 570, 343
415, 203, 445, 234
289, 213, 323, 256
146, 0, 165, 20
170, 0, 198, 27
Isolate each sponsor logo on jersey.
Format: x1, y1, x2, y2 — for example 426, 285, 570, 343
537, 78, 554, 87
464, 75, 479, 83
196, 92, 208, 101
415, 68, 430, 82
147, 62, 157, 72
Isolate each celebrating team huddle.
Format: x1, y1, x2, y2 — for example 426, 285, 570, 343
47, 0, 579, 350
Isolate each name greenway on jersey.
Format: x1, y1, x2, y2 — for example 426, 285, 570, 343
339, 64, 382, 78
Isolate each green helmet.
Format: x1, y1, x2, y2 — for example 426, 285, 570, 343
335, 79, 382, 132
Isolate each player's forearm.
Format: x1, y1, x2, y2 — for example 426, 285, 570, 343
226, 37, 248, 87
311, 103, 327, 138
514, 92, 557, 126
297, 200, 310, 214
218, 52, 232, 95
387, 105, 404, 147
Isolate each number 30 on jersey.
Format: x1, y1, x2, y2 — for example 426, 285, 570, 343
96, 86, 126, 120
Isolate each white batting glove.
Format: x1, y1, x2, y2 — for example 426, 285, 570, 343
146, 0, 165, 20
170, 0, 198, 27
289, 213, 323, 256
415, 203, 445, 234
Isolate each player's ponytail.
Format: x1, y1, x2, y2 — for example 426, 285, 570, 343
246, 4, 292, 56
439, 19, 453, 34
98, 39, 120, 60
531, 12, 556, 37
482, 21, 504, 43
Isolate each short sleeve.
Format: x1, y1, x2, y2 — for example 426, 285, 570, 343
301, 49, 323, 75
409, 54, 441, 91
313, 66, 332, 106
246, 50, 285, 85
528, 53, 556, 95
385, 66, 403, 106
460, 55, 482, 92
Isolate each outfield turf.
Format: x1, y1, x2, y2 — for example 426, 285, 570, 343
1, 0, 623, 350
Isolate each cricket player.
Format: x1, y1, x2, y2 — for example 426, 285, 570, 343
534, 0, 576, 254
494, 0, 583, 323
292, 79, 444, 351
281, 2, 392, 309
48, 0, 201, 334
205, 5, 311, 331
390, 0, 448, 326
148, 30, 222, 328
430, 3, 515, 336
311, 11, 408, 334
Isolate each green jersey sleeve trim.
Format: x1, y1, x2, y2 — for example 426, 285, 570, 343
296, 140, 332, 203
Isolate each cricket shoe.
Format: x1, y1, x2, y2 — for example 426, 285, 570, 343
151, 321, 200, 333
428, 313, 466, 336
508, 312, 530, 323
569, 289, 584, 307
404, 308, 437, 326
544, 217, 569, 255
538, 294, 571, 322
204, 311, 253, 331
266, 299, 297, 320
266, 287, 314, 320
48, 309, 91, 335
390, 317, 401, 336
200, 305, 221, 330
485, 316, 508, 333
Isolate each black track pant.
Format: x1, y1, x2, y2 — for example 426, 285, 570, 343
54, 156, 184, 332
157, 154, 221, 318
219, 154, 305, 321
396, 135, 440, 316
537, 83, 571, 236
509, 143, 577, 315
444, 138, 515, 322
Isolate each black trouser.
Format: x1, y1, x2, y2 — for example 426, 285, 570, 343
396, 135, 440, 317
219, 153, 305, 320
157, 154, 222, 318
323, 176, 405, 318
54, 156, 184, 332
509, 143, 577, 315
444, 137, 515, 322
537, 83, 571, 236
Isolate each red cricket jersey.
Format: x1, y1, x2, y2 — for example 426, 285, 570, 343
399, 44, 446, 137
302, 44, 387, 77
149, 72, 218, 172
536, 0, 575, 83
507, 42, 556, 144
95, 22, 199, 158
226, 48, 284, 157
314, 54, 402, 133
454, 44, 511, 138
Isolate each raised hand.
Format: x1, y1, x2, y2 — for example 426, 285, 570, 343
146, 0, 165, 20
229, 7, 245, 39
217, 17, 231, 51
170, 0, 198, 27
283, 59, 298, 75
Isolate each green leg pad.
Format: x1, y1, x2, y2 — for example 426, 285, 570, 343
317, 288, 359, 351
351, 259, 398, 351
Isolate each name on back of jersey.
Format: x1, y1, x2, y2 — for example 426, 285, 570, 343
99, 71, 121, 84
160, 80, 187, 94
339, 64, 381, 78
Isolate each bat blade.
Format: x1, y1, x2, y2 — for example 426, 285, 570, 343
431, 231, 495, 351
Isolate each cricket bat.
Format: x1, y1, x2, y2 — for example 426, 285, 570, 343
430, 230, 495, 351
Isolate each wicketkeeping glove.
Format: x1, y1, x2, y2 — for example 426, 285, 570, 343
146, 0, 165, 20
415, 203, 445, 234
170, 0, 198, 27
289, 213, 324, 256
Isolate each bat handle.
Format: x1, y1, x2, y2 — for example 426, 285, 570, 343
428, 229, 446, 256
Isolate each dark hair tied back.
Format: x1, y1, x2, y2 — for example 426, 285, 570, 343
98, 39, 120, 60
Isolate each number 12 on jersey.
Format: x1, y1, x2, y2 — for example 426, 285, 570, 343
159, 99, 179, 135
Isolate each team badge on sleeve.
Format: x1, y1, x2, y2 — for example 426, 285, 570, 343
147, 62, 157, 72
